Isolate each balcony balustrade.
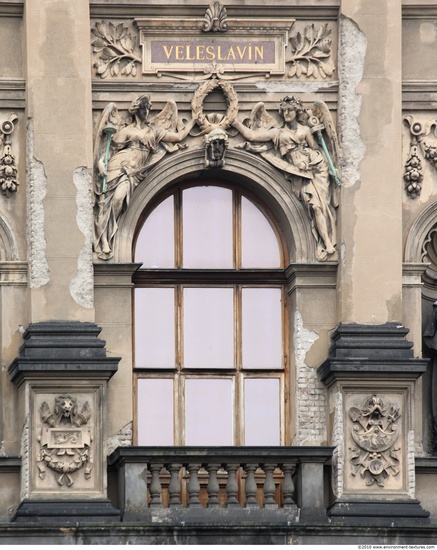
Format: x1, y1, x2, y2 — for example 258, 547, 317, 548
108, 446, 334, 524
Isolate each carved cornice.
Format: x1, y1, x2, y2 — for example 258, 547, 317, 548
0, 1, 23, 17
90, 3, 339, 20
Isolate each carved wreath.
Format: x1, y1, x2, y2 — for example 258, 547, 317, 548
191, 79, 238, 133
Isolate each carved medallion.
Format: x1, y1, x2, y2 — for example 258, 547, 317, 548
37, 395, 93, 487
348, 395, 401, 487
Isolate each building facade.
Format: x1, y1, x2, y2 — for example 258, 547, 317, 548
1, 0, 437, 544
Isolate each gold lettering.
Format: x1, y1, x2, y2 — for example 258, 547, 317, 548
255, 46, 264, 60
185, 45, 195, 61
227, 46, 236, 61
217, 45, 226, 61
175, 45, 184, 60
236, 45, 247, 60
248, 44, 252, 60
162, 45, 174, 60
196, 45, 205, 60
206, 45, 215, 60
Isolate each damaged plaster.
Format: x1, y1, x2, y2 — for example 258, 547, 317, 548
26, 118, 50, 288
294, 309, 326, 445
337, 15, 367, 188
70, 167, 94, 308
106, 421, 133, 455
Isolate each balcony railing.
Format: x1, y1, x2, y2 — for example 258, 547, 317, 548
108, 446, 334, 524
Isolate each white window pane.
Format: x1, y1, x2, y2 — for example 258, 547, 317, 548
183, 186, 233, 268
135, 195, 174, 267
185, 379, 233, 445
244, 378, 280, 446
184, 288, 234, 369
241, 197, 281, 268
242, 288, 282, 369
135, 288, 175, 368
137, 378, 174, 445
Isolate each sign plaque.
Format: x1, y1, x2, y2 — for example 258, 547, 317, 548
135, 18, 295, 77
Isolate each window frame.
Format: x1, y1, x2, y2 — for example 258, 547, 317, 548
133, 181, 290, 446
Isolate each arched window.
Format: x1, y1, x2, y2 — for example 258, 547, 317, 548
133, 182, 288, 446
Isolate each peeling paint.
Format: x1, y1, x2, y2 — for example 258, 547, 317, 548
26, 118, 50, 288
254, 81, 336, 94
338, 16, 367, 188
70, 167, 94, 308
106, 421, 133, 456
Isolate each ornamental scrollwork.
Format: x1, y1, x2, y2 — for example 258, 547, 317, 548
286, 24, 335, 79
348, 395, 401, 488
92, 21, 141, 79
37, 395, 93, 487
0, 113, 19, 196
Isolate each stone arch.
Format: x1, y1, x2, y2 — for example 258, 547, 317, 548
405, 201, 437, 265
114, 148, 316, 264
0, 215, 19, 261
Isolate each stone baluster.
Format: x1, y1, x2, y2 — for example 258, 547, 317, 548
225, 463, 240, 508
281, 463, 296, 508
262, 463, 277, 508
167, 463, 182, 508
244, 463, 258, 508
187, 463, 202, 508
149, 463, 163, 508
206, 463, 221, 508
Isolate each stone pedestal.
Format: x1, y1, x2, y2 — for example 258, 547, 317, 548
8, 321, 121, 523
318, 323, 429, 525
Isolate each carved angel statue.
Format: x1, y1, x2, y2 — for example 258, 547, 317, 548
232, 96, 340, 261
93, 95, 196, 260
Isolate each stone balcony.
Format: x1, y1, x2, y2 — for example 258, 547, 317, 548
107, 446, 334, 525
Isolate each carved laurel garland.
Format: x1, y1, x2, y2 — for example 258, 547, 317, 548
287, 24, 335, 79
191, 79, 238, 132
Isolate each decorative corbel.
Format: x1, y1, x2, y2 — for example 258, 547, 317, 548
0, 113, 19, 196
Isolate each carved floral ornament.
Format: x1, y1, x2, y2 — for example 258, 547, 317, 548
349, 395, 401, 488
403, 116, 437, 199
91, 5, 335, 81
92, 81, 341, 262
37, 395, 93, 487
0, 113, 19, 197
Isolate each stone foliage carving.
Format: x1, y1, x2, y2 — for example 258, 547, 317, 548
232, 95, 340, 260
287, 24, 335, 79
202, 1, 228, 33
403, 115, 437, 199
93, 94, 196, 260
0, 113, 19, 196
348, 395, 401, 488
37, 395, 92, 487
92, 21, 141, 79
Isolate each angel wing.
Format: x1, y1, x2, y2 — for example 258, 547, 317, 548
245, 102, 279, 131
93, 102, 124, 175
312, 100, 340, 164
149, 100, 178, 132
139, 100, 185, 174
